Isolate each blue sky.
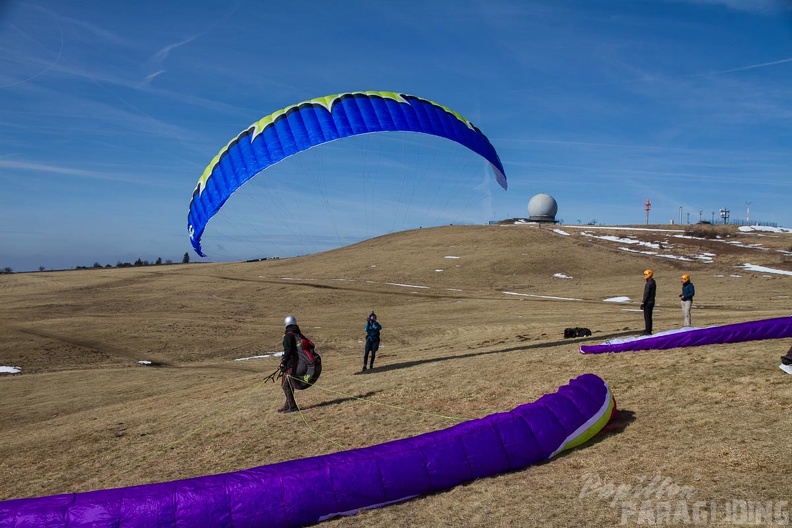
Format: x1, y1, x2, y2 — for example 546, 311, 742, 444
2, 0, 791, 272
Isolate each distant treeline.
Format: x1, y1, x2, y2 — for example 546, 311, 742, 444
2, 253, 192, 275
76, 257, 176, 270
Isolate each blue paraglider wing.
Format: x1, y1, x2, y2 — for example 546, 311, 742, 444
188, 91, 507, 257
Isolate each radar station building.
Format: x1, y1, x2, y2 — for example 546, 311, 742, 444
527, 193, 558, 223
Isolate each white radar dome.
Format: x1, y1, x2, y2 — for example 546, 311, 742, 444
527, 194, 558, 222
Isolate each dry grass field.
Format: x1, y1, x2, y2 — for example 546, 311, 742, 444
1, 223, 791, 527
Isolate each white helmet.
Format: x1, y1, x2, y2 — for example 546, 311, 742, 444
284, 315, 297, 327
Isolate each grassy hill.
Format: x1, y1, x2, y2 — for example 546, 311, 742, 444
1, 223, 790, 526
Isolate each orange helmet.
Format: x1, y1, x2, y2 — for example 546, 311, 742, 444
643, 269, 653, 279
681, 273, 690, 283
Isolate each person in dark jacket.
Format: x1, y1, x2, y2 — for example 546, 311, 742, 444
362, 312, 382, 372
640, 269, 657, 335
279, 314, 305, 413
679, 273, 695, 327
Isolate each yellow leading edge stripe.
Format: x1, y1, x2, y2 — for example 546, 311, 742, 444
192, 91, 477, 198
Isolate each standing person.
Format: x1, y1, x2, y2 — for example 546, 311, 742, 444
362, 312, 382, 372
640, 269, 656, 335
278, 315, 303, 413
679, 273, 695, 327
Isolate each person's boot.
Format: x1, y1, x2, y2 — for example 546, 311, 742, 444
781, 347, 792, 365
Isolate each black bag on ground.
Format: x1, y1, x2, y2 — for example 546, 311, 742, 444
564, 327, 592, 339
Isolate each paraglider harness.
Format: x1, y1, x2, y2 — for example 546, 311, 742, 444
265, 332, 322, 390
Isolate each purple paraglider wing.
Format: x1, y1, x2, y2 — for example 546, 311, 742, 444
0, 373, 615, 528
579, 316, 792, 354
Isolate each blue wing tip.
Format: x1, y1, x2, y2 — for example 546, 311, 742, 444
492, 165, 508, 190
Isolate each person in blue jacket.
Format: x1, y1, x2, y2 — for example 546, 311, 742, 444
679, 273, 695, 327
362, 312, 382, 372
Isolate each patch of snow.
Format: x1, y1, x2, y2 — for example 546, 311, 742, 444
502, 291, 582, 301
728, 241, 767, 250
553, 229, 570, 236
780, 364, 792, 375
0, 366, 21, 374
386, 283, 430, 289
435, 269, 443, 272
553, 273, 573, 279
618, 247, 693, 261
739, 264, 792, 276
138, 360, 152, 365
583, 232, 661, 249
739, 226, 792, 234
236, 352, 283, 361
564, 225, 685, 234
444, 256, 460, 259
603, 296, 630, 303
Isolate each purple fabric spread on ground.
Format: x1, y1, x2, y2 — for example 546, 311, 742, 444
0, 374, 614, 528
579, 316, 792, 354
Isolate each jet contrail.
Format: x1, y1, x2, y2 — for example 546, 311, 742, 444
693, 57, 792, 77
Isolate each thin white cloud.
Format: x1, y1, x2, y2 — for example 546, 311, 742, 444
141, 70, 166, 85
57, 11, 141, 49
150, 37, 199, 64
689, 57, 792, 78
670, 0, 792, 14
0, 159, 136, 182
0, 12, 64, 89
